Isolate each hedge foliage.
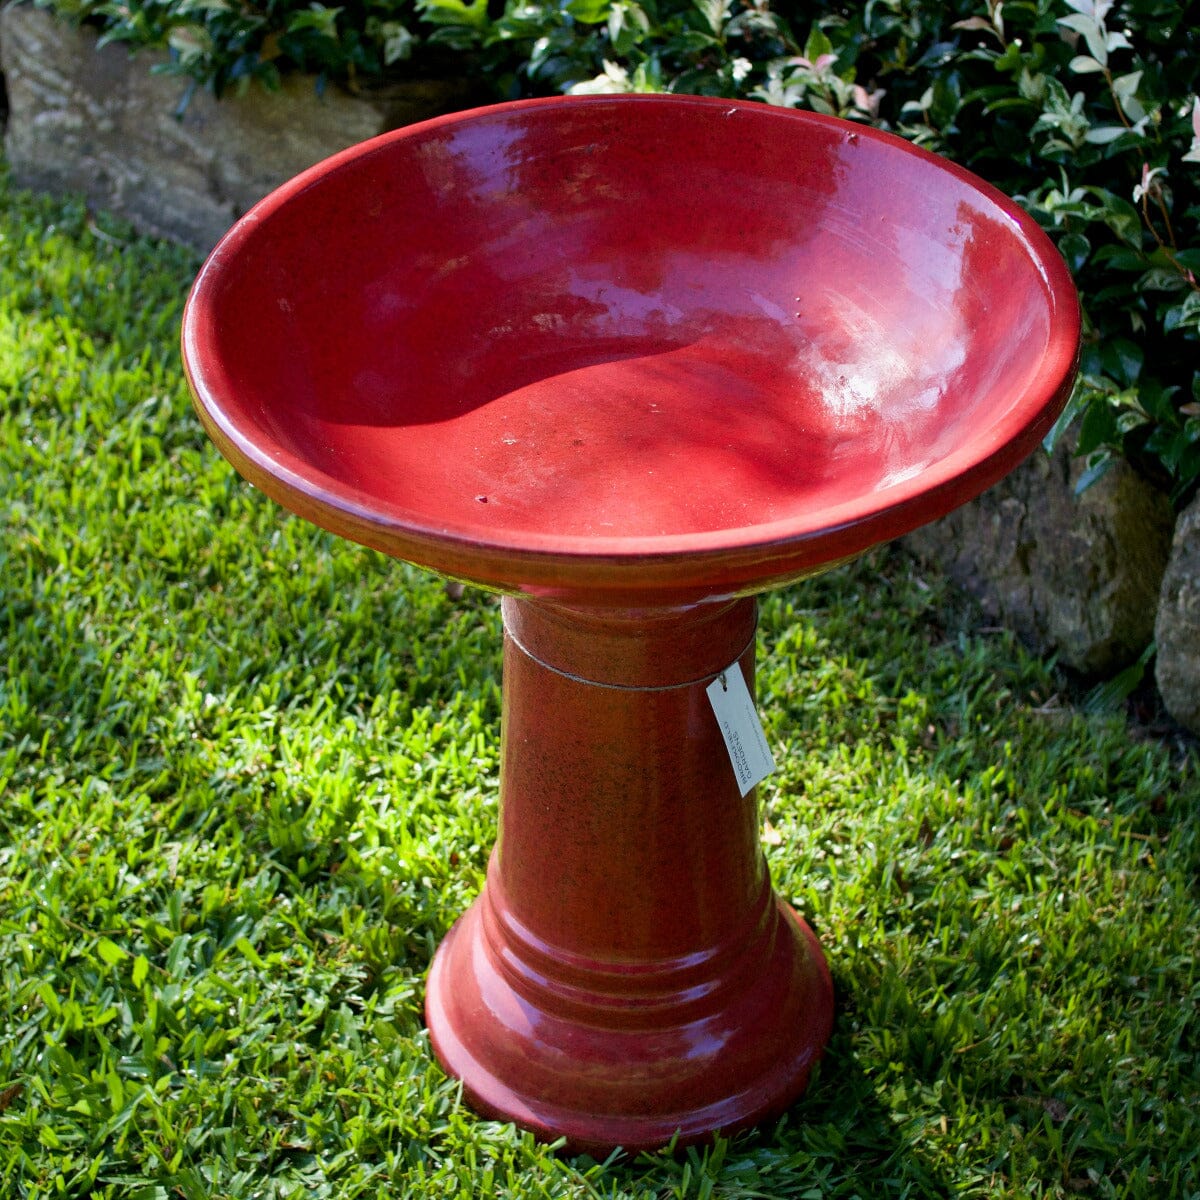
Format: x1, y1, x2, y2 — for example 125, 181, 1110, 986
33, 0, 1200, 506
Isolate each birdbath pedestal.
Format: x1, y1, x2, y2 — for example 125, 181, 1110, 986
183, 95, 1079, 1155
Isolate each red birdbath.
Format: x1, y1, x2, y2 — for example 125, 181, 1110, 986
183, 95, 1079, 1154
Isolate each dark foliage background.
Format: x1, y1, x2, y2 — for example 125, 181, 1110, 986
34, 0, 1200, 505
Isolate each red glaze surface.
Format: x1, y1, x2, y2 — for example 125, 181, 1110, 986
182, 95, 1080, 1151
425, 597, 833, 1153
183, 94, 1079, 608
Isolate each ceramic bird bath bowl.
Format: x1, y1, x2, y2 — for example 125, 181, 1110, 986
183, 94, 1079, 1154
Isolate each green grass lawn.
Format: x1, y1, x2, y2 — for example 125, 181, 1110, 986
1, 170, 1198, 1199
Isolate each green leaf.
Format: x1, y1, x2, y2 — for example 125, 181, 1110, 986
1085, 125, 1128, 144
132, 954, 150, 987
97, 937, 128, 966
1171, 446, 1200, 505
1137, 380, 1181, 423
608, 0, 649, 53
1164, 292, 1200, 334
285, 4, 342, 38
1074, 449, 1119, 493
235, 936, 268, 969
691, 0, 728, 36
373, 20, 414, 64
1144, 424, 1190, 472
1044, 381, 1088, 453
804, 24, 833, 64
929, 75, 962, 127
1090, 189, 1141, 245
415, 0, 488, 30
1138, 267, 1190, 292
1111, 69, 1143, 104
992, 42, 1026, 72
1057, 12, 1107, 66
1099, 337, 1143, 388
1057, 231, 1091, 272
982, 94, 1036, 114
1077, 396, 1118, 455
566, 0, 610, 23
1091, 244, 1146, 272
167, 24, 211, 60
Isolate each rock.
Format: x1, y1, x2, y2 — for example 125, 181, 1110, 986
904, 435, 1175, 677
1155, 496, 1200, 735
0, 5, 475, 252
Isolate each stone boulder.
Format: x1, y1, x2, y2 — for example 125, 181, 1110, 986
1155, 496, 1200, 735
905, 434, 1175, 678
0, 4, 475, 252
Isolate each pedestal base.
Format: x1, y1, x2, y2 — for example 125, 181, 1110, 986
426, 880, 832, 1154
423, 596, 834, 1153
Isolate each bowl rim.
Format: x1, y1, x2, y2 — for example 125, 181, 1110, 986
182, 92, 1081, 600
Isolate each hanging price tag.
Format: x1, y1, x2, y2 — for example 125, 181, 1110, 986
705, 661, 776, 797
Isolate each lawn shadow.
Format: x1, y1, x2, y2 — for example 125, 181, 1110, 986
778, 945, 962, 1196
593, 990, 960, 1198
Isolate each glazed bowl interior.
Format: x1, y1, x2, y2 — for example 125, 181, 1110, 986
184, 95, 1078, 600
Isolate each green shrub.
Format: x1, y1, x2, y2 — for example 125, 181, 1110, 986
37, 0, 441, 96
32, 0, 1200, 505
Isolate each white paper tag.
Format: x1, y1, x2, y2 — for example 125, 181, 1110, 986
705, 662, 776, 797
